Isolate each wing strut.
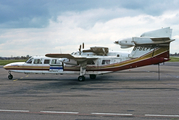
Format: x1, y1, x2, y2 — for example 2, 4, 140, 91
78, 62, 87, 81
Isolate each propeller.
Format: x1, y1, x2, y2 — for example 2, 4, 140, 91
82, 43, 84, 49
79, 43, 84, 55
79, 45, 81, 55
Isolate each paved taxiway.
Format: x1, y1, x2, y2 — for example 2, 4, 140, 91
0, 62, 179, 120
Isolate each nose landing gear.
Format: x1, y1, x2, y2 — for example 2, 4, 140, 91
8, 72, 13, 80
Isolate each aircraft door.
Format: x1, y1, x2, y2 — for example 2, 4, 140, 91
24, 58, 43, 74
49, 59, 63, 73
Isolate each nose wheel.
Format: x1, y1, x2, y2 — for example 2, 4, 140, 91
8, 71, 13, 80
78, 76, 85, 82
8, 74, 13, 80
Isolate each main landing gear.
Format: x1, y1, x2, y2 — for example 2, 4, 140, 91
90, 74, 96, 79
78, 74, 97, 82
8, 72, 13, 80
78, 63, 96, 82
78, 76, 85, 82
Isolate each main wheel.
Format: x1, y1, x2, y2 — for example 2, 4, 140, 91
8, 74, 13, 80
78, 76, 85, 82
90, 74, 96, 79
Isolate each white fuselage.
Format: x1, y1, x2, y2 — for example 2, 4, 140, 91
4, 51, 130, 75
3, 27, 173, 81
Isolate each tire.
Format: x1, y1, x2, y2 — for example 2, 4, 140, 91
78, 76, 85, 82
8, 74, 13, 80
90, 74, 96, 79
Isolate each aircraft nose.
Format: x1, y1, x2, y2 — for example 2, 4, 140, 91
3, 63, 11, 70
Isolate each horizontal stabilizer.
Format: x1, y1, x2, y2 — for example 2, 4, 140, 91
140, 27, 172, 38
115, 27, 174, 48
132, 37, 174, 45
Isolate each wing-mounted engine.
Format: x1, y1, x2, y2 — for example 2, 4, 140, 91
83, 47, 109, 56
90, 47, 109, 56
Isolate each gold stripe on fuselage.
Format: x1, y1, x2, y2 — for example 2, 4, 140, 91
64, 47, 168, 71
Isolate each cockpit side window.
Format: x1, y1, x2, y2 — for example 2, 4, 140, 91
44, 59, 50, 64
34, 59, 42, 64
26, 58, 33, 64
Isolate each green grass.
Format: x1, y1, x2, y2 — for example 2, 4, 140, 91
0, 57, 179, 66
0, 59, 27, 65
169, 56, 179, 62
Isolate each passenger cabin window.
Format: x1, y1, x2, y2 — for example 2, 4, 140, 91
34, 59, 42, 64
51, 59, 57, 64
26, 58, 33, 64
102, 60, 110, 65
44, 59, 50, 64
51, 59, 62, 65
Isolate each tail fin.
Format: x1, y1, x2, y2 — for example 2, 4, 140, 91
115, 27, 175, 64
130, 41, 172, 64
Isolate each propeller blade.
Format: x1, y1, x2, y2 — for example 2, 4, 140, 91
82, 43, 84, 49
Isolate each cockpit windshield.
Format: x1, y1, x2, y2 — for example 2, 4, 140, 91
26, 58, 33, 64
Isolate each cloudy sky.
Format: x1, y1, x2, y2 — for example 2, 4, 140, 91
0, 0, 179, 57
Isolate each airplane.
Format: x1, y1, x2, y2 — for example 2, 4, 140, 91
4, 27, 174, 81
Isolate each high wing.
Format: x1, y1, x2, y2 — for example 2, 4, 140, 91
45, 53, 97, 63
46, 54, 74, 59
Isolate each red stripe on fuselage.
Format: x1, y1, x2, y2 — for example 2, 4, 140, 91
4, 68, 49, 71
64, 51, 169, 72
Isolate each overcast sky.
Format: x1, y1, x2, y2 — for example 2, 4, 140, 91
0, 0, 179, 57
